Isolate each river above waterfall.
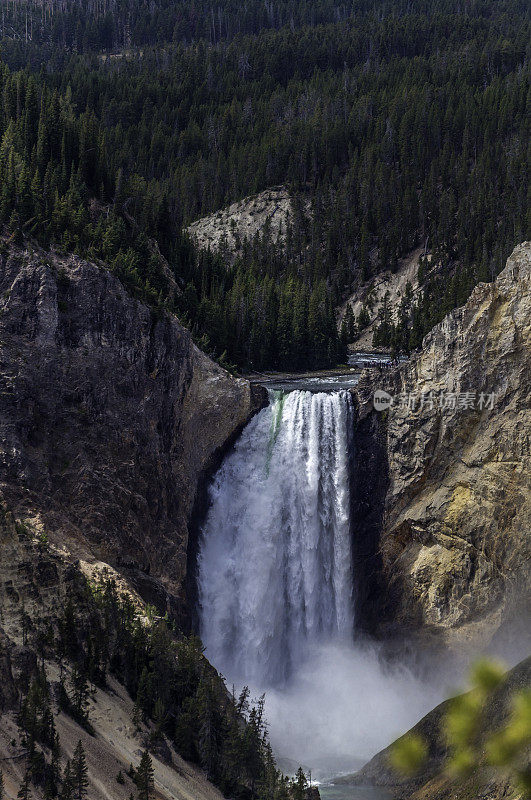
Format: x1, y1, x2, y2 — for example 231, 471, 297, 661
197, 388, 446, 781
247, 350, 396, 393
253, 371, 360, 393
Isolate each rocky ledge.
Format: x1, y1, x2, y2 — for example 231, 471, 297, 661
0, 244, 266, 621
186, 186, 302, 261
365, 242, 530, 653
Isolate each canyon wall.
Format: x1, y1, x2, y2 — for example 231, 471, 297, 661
357, 242, 530, 653
0, 244, 265, 620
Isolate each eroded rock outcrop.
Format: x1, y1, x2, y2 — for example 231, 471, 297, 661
369, 242, 530, 652
340, 246, 426, 352
0, 244, 265, 619
187, 186, 302, 261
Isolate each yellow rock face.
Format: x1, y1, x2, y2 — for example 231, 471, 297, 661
380, 242, 531, 653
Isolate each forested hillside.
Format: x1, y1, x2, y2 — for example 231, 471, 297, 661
0, 0, 529, 368
0, 506, 295, 800
0, 0, 480, 54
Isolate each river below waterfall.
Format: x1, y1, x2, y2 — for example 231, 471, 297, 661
197, 388, 446, 782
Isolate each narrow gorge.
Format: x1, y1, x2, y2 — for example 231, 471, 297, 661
0, 241, 529, 799
0, 1, 529, 795
195, 388, 445, 783
192, 241, 531, 790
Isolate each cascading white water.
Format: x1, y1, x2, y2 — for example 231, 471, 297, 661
198, 388, 447, 777
198, 389, 354, 686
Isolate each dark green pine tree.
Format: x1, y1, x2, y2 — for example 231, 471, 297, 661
136, 750, 154, 800
17, 772, 31, 800
240, 700, 266, 796
196, 678, 222, 781
292, 766, 308, 800
358, 305, 371, 331
59, 761, 73, 800
344, 303, 356, 342
71, 741, 89, 800
44, 731, 61, 798
69, 666, 90, 727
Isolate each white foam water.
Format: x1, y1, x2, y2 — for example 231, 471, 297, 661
197, 388, 446, 777
198, 389, 354, 686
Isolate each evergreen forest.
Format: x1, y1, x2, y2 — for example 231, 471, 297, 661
0, 0, 528, 367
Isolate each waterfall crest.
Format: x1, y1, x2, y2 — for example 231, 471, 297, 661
198, 389, 354, 686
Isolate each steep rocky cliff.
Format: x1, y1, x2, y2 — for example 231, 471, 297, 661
358, 242, 530, 653
0, 243, 265, 621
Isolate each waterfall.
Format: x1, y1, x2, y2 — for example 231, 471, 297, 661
197, 389, 354, 686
